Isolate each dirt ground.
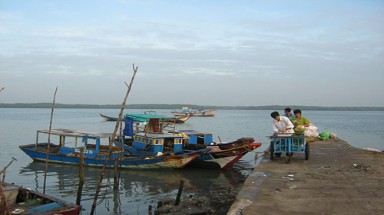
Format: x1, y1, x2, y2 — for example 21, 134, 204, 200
228, 138, 384, 215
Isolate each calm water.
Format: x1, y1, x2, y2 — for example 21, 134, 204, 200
1, 108, 383, 214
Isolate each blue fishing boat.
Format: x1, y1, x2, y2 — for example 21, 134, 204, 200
19, 129, 203, 169
120, 114, 262, 169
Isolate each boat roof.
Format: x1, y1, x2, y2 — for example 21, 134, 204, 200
126, 113, 171, 122
135, 132, 184, 139
37, 128, 114, 138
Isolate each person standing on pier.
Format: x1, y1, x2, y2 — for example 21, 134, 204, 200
290, 109, 311, 128
284, 107, 294, 119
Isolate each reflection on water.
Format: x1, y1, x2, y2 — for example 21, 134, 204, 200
18, 161, 247, 214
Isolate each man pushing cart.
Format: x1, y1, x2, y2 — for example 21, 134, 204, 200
269, 111, 310, 163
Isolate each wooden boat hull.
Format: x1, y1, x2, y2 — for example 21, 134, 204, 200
163, 115, 191, 123
19, 144, 200, 169
1, 182, 81, 215
190, 138, 262, 169
120, 137, 262, 169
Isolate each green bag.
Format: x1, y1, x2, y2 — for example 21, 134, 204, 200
319, 131, 330, 141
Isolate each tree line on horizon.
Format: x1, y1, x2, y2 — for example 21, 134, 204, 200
0, 103, 383, 111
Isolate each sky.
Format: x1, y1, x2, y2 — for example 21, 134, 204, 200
0, 0, 383, 107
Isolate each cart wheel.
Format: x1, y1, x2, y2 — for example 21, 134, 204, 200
305, 142, 310, 160
269, 141, 274, 160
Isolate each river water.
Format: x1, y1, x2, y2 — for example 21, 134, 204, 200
1, 108, 383, 214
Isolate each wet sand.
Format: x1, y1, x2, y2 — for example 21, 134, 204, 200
228, 138, 384, 215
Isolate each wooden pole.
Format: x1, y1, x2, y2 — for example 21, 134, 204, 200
218, 136, 222, 144
113, 159, 119, 190
43, 87, 58, 194
76, 148, 84, 205
90, 64, 138, 215
174, 180, 184, 206
113, 120, 123, 190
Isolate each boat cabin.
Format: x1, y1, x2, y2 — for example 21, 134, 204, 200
132, 133, 184, 153
123, 114, 186, 154
178, 130, 213, 145
34, 129, 122, 159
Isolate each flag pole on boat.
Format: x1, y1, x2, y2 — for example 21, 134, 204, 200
43, 86, 58, 194
90, 64, 138, 215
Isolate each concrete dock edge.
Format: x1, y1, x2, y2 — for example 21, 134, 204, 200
228, 138, 384, 215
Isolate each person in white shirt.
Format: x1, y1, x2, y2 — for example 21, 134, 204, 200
269, 111, 294, 158
271, 111, 294, 134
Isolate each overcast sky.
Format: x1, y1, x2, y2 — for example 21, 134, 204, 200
0, 0, 383, 107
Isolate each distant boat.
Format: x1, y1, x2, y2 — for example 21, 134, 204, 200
99, 113, 118, 121
164, 115, 191, 123
171, 107, 216, 117
1, 181, 81, 215
19, 128, 204, 169
100, 113, 191, 123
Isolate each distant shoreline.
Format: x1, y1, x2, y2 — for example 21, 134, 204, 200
0, 103, 383, 111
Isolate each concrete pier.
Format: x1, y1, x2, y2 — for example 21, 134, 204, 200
228, 138, 384, 215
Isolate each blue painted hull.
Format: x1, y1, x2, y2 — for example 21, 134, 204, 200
19, 144, 200, 169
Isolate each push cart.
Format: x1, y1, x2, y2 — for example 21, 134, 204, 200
270, 134, 309, 162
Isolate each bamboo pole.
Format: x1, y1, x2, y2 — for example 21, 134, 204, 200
43, 87, 58, 194
90, 64, 138, 215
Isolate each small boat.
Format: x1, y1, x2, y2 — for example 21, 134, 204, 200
99, 113, 118, 121
171, 107, 216, 117
163, 114, 191, 123
19, 129, 203, 169
0, 181, 81, 215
